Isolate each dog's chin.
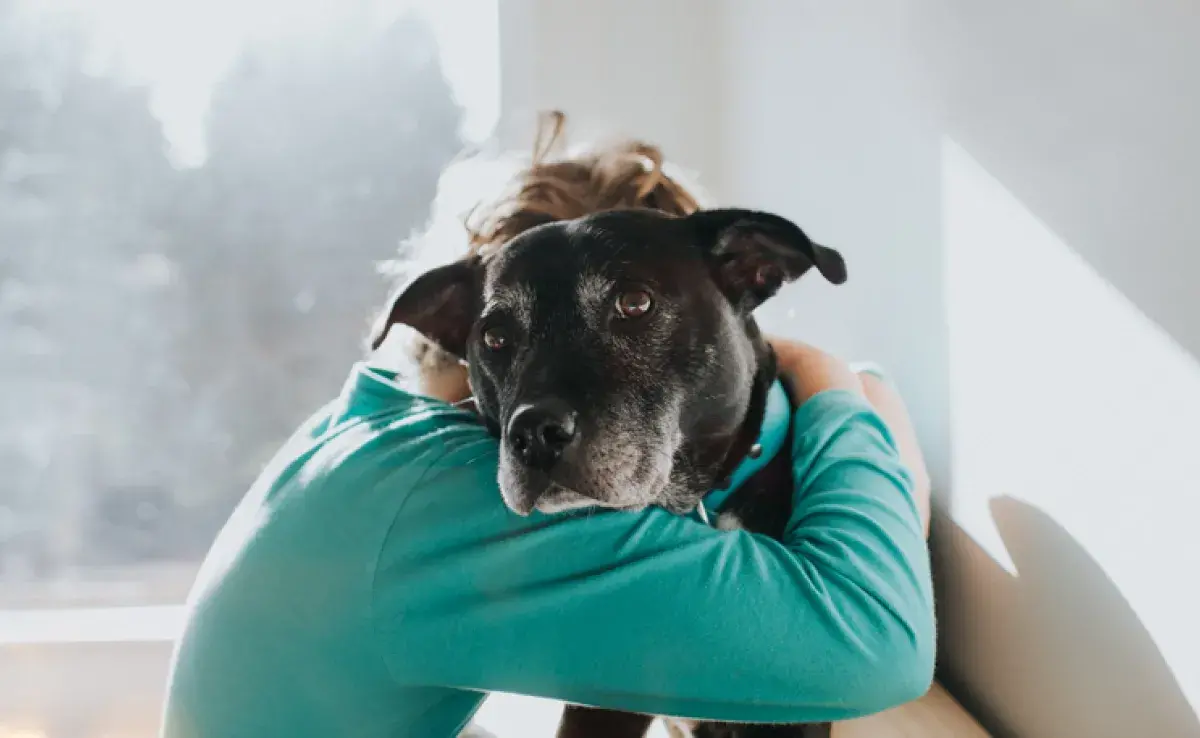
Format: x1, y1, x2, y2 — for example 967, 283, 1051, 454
532, 486, 600, 514
499, 464, 659, 517
497, 463, 586, 516
503, 481, 653, 516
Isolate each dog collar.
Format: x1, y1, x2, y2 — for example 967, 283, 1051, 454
694, 379, 790, 526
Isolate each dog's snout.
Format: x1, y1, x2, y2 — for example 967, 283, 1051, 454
506, 399, 578, 471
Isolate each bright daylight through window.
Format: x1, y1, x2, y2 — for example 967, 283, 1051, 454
0, 0, 497, 730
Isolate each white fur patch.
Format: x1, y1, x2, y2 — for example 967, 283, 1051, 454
490, 283, 535, 326
575, 272, 613, 326
716, 511, 744, 531
661, 718, 697, 738
535, 488, 595, 514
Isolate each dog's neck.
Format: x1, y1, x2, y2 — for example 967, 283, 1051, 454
713, 347, 779, 490
668, 333, 784, 514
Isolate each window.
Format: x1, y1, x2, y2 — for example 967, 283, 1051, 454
0, 0, 498, 733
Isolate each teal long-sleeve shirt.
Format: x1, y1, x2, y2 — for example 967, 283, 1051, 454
160, 363, 934, 738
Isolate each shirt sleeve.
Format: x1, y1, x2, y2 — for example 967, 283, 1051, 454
371, 389, 935, 725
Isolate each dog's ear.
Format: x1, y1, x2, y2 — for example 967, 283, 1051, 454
369, 257, 481, 357
687, 208, 846, 311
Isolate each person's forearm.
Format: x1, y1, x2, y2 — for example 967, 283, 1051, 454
768, 336, 931, 538
859, 372, 931, 538
779, 389, 935, 710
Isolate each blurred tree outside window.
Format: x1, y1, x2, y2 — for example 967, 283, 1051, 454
0, 0, 497, 610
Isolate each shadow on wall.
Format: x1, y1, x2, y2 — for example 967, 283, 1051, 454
936, 131, 1200, 738
934, 501, 1200, 738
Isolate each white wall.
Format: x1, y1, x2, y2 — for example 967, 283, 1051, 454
718, 3, 951, 488
498, 0, 726, 196
502, 2, 1200, 736
720, 3, 1200, 736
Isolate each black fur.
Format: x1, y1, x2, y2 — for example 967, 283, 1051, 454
376, 207, 846, 738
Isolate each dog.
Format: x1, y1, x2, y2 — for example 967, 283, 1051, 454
372, 207, 847, 738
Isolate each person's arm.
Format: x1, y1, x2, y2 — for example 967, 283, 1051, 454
857, 371, 931, 538
770, 338, 932, 538
372, 375, 934, 724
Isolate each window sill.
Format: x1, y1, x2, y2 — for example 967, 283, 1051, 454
0, 606, 185, 645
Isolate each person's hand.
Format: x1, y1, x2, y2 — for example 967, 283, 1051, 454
767, 336, 864, 405
769, 335, 932, 539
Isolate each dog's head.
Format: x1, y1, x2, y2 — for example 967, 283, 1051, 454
373, 208, 845, 515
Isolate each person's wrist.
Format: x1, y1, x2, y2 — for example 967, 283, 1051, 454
767, 336, 865, 405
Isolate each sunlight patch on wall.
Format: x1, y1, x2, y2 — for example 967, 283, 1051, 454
941, 137, 1200, 713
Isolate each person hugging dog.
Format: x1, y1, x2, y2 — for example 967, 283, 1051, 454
160, 111, 933, 738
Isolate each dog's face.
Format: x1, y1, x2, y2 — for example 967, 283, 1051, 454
373, 209, 845, 516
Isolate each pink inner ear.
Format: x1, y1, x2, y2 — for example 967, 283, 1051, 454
753, 264, 781, 288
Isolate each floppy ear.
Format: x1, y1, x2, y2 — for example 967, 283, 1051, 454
369, 258, 481, 357
687, 208, 847, 312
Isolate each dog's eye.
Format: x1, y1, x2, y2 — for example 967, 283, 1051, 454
615, 290, 653, 319
482, 326, 508, 351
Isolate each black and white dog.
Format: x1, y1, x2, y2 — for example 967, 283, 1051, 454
373, 208, 847, 738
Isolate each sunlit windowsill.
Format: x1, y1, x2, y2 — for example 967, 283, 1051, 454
0, 606, 186, 645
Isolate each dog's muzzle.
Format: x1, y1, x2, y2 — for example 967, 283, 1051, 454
500, 398, 583, 516
505, 398, 578, 472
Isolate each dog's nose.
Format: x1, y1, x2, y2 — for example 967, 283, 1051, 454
506, 399, 578, 471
